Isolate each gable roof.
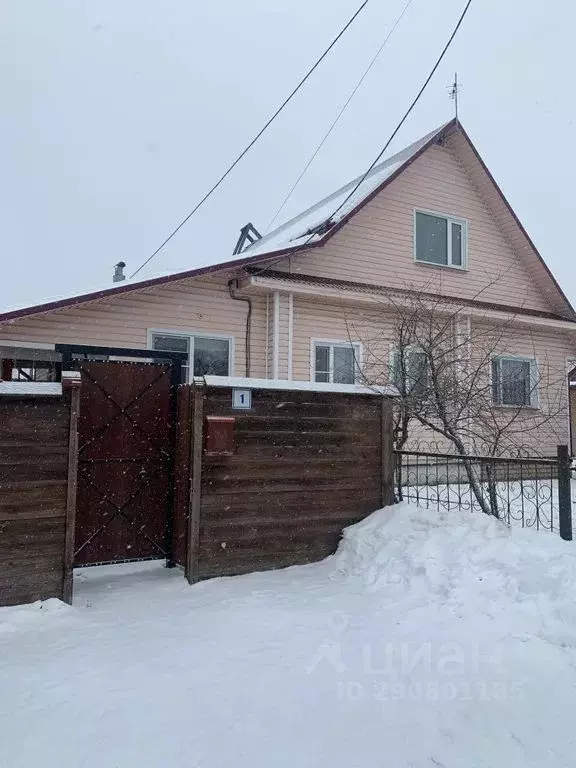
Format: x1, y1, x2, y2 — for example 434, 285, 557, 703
241, 121, 452, 257
1, 118, 573, 324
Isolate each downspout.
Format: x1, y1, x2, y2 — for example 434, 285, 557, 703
228, 279, 252, 377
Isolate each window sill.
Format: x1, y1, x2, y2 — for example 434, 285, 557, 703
414, 259, 468, 272
492, 403, 540, 411
313, 381, 359, 387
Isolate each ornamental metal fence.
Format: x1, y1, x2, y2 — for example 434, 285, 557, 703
394, 446, 573, 540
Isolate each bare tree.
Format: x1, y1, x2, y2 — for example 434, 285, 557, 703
345, 284, 569, 517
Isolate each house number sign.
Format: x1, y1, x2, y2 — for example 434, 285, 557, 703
232, 388, 252, 409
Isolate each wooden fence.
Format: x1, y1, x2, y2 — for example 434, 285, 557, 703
0, 381, 80, 606
1, 376, 394, 605
175, 382, 395, 581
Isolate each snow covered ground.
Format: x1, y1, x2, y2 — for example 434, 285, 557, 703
2, 502, 576, 767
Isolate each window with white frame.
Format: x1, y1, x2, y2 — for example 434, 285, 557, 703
391, 348, 429, 398
491, 356, 538, 407
313, 341, 360, 385
150, 332, 231, 381
415, 210, 467, 268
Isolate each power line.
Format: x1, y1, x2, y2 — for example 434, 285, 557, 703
265, 0, 416, 234
251, 0, 474, 276
129, 0, 371, 280
304, 0, 474, 239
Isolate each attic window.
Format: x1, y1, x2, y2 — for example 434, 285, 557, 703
415, 210, 467, 268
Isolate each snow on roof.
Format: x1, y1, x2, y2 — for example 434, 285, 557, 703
242, 122, 451, 258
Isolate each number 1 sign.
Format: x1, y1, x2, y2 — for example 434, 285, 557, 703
232, 388, 252, 410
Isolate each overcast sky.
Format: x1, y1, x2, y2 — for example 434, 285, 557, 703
2, 0, 575, 311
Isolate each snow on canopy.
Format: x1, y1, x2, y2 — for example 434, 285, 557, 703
242, 121, 451, 257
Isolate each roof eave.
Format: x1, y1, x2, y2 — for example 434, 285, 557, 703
0, 243, 322, 324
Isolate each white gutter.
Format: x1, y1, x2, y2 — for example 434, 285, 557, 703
273, 291, 280, 379
287, 293, 294, 380
246, 276, 576, 332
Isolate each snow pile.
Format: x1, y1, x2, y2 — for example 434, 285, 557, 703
2, 503, 576, 767
335, 503, 576, 611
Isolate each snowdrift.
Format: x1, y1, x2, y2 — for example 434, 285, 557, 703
333, 502, 576, 621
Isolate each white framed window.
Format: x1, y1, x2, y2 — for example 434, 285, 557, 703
391, 347, 429, 398
414, 209, 467, 268
491, 355, 539, 408
149, 330, 233, 382
312, 340, 361, 385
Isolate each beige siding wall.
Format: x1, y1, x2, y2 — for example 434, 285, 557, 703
283, 144, 552, 313
0, 274, 268, 380
277, 293, 291, 380
289, 296, 574, 456
291, 297, 392, 384
471, 319, 573, 457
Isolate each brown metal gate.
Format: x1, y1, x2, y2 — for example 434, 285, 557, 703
74, 360, 175, 566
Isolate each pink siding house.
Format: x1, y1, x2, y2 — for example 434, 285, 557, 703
1, 118, 575, 454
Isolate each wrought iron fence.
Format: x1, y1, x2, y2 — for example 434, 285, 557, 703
394, 447, 573, 540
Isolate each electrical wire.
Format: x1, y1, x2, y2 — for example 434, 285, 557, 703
129, 0, 370, 279
265, 0, 416, 234
250, 0, 474, 276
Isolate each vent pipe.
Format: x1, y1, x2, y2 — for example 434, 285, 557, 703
113, 261, 126, 282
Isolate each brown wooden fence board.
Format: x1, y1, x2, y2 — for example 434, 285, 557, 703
183, 385, 393, 581
0, 395, 74, 607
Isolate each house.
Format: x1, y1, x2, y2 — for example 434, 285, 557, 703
1, 118, 576, 456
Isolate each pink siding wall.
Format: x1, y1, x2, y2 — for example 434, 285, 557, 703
289, 295, 574, 456
446, 133, 571, 317
284, 144, 553, 313
470, 320, 573, 456
0, 274, 268, 379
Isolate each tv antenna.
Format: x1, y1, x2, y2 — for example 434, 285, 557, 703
448, 72, 460, 124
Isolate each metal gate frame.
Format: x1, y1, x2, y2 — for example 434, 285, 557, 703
56, 344, 188, 567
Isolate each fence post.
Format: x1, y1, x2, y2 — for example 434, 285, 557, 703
62, 376, 81, 604
381, 397, 394, 507
186, 383, 204, 583
557, 444, 572, 542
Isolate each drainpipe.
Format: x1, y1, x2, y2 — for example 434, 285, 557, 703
228, 279, 252, 377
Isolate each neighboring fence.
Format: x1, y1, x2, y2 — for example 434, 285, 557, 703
176, 380, 395, 581
0, 380, 80, 607
395, 447, 573, 540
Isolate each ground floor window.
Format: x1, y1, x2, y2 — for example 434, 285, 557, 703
313, 341, 360, 385
491, 355, 538, 407
150, 332, 232, 381
391, 348, 429, 398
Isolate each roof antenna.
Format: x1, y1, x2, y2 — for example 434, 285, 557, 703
448, 72, 460, 125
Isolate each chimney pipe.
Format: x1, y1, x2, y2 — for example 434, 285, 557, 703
113, 261, 126, 282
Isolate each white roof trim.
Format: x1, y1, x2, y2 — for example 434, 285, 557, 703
200, 375, 397, 396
